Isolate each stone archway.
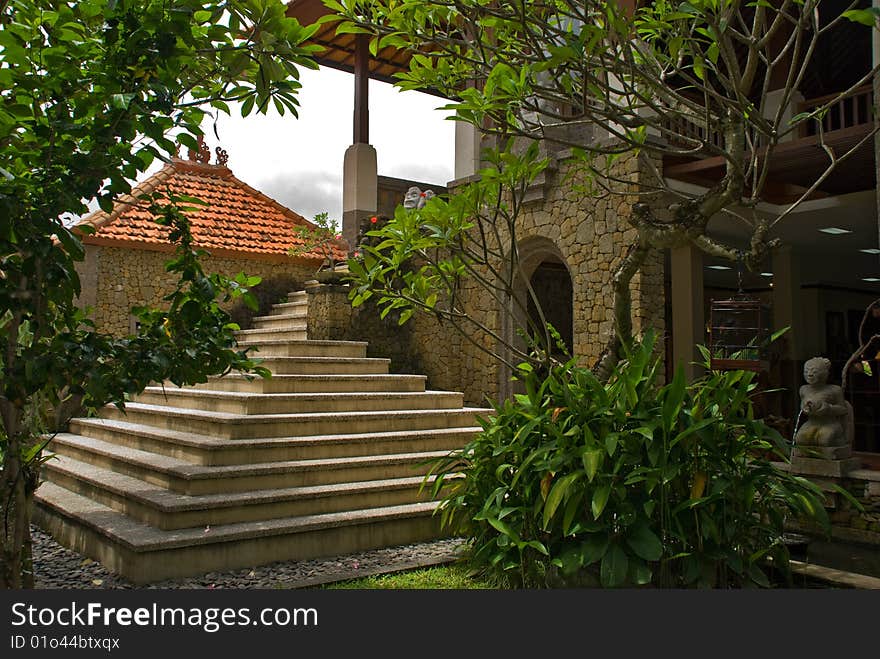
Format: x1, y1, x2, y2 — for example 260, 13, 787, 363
498, 236, 574, 399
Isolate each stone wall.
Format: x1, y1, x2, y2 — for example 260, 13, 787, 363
306, 284, 423, 374
76, 244, 315, 336
306, 151, 668, 407
407, 151, 666, 404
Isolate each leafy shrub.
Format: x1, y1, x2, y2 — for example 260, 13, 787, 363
289, 212, 345, 274
432, 333, 829, 588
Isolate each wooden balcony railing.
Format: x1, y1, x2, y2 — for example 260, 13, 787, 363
798, 85, 873, 137
660, 114, 724, 150
659, 85, 873, 150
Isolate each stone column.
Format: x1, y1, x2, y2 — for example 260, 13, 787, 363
454, 121, 481, 180
763, 88, 805, 142
341, 34, 378, 250
342, 143, 377, 249
773, 244, 804, 419
874, 0, 880, 263
772, 245, 802, 359
670, 244, 704, 380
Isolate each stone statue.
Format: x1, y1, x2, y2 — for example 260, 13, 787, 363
403, 186, 434, 210
794, 357, 854, 449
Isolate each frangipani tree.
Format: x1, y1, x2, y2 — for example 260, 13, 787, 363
335, 0, 880, 378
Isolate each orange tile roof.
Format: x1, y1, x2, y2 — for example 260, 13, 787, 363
77, 156, 348, 263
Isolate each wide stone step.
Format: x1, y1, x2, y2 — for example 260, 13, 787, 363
43, 454, 455, 530
234, 327, 308, 343
268, 300, 308, 317
97, 402, 488, 439
49, 434, 453, 495
236, 339, 367, 358
248, 356, 390, 375
287, 291, 307, 303
34, 483, 445, 584
133, 387, 465, 415
68, 417, 478, 465
251, 313, 309, 330
191, 373, 427, 394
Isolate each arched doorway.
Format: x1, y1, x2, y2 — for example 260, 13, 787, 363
498, 236, 574, 399
527, 259, 574, 358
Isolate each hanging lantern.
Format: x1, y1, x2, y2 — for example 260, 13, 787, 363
708, 295, 772, 372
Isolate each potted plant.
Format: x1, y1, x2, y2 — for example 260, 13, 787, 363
289, 213, 348, 285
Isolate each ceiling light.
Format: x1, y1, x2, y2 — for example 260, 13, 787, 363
760, 272, 773, 277
818, 227, 852, 235
860, 248, 880, 255
863, 277, 880, 283
706, 265, 732, 270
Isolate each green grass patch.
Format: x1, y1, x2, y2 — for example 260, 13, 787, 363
325, 564, 494, 589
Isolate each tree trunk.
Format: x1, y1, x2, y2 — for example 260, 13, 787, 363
0, 405, 31, 589
593, 239, 650, 382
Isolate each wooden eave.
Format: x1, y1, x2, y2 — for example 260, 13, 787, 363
663, 123, 876, 204
287, 0, 415, 84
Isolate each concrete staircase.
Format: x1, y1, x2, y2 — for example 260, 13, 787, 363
34, 291, 489, 584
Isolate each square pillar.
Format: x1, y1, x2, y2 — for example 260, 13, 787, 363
670, 244, 704, 380
763, 89, 805, 142
772, 244, 802, 359
454, 121, 481, 180
342, 142, 377, 250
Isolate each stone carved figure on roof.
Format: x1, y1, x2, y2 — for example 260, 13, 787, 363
215, 146, 229, 166
794, 357, 854, 449
403, 186, 435, 210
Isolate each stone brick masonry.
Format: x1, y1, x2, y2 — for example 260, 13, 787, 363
309, 150, 667, 407
76, 244, 316, 336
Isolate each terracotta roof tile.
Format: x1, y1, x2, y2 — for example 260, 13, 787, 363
77, 157, 347, 262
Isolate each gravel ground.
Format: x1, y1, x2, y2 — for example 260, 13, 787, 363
31, 526, 467, 589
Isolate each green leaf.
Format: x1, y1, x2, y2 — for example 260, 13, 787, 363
605, 433, 618, 456
487, 516, 521, 543
770, 326, 790, 343
110, 93, 135, 110
842, 8, 880, 26
591, 483, 611, 519
625, 522, 663, 562
600, 544, 629, 587
543, 472, 582, 529
630, 561, 653, 585
661, 365, 686, 434
581, 448, 603, 482
581, 535, 610, 566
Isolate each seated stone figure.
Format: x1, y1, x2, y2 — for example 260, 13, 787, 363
794, 356, 853, 449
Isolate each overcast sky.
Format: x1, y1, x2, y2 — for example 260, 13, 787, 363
206, 65, 455, 222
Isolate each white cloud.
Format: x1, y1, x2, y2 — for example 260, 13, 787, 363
208, 65, 455, 219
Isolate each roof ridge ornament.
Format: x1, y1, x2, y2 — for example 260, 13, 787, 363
215, 146, 229, 166
188, 135, 211, 164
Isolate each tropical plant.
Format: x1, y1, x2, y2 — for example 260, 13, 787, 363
0, 0, 318, 588
431, 334, 830, 588
289, 212, 347, 274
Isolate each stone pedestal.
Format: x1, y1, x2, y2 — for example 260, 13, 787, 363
792, 445, 852, 461
789, 455, 862, 478
342, 143, 378, 249
305, 282, 353, 342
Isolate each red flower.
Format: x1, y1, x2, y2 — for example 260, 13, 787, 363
334, 234, 342, 240
370, 216, 378, 223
